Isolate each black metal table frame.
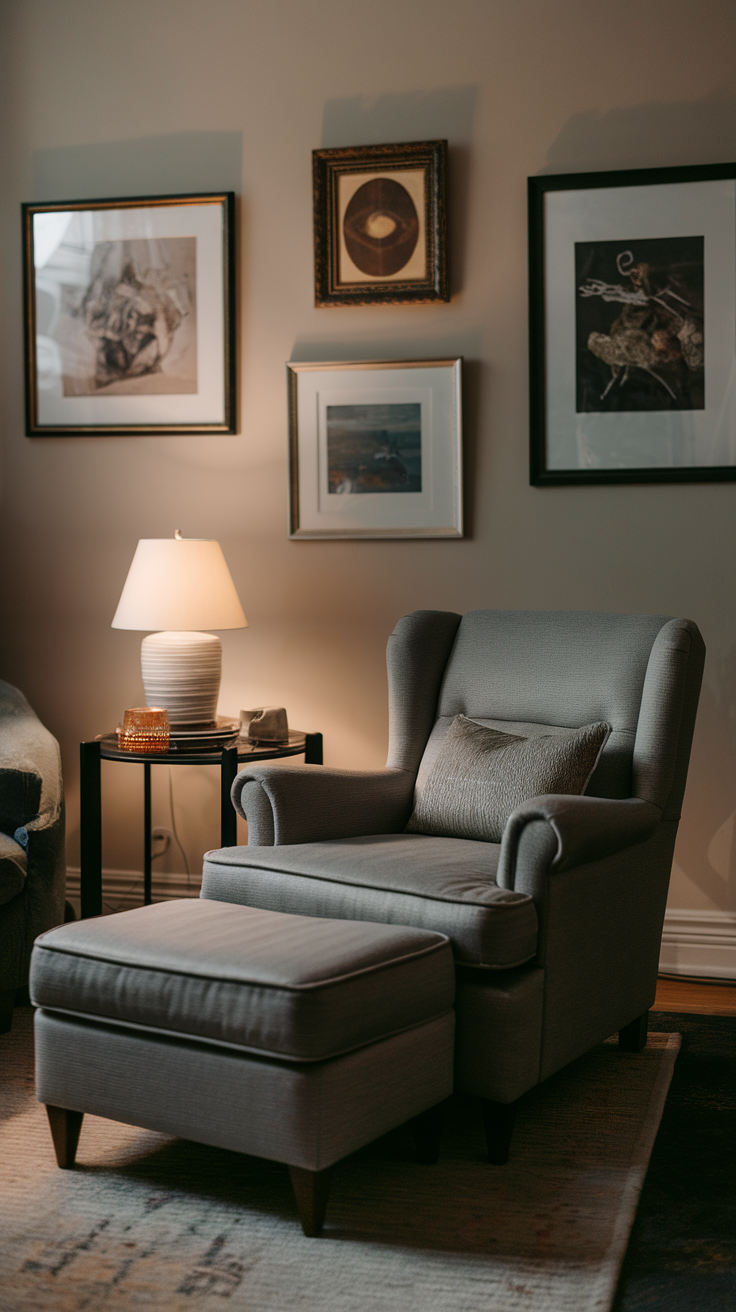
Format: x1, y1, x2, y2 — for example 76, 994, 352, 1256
79, 732, 323, 919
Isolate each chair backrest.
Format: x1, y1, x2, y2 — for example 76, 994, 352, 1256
386, 609, 705, 820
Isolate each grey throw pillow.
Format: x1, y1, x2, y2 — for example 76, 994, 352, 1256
406, 714, 611, 842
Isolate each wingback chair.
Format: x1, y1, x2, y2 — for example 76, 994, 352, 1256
200, 610, 705, 1161
1, 680, 66, 1032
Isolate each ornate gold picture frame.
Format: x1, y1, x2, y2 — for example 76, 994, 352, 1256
313, 142, 448, 307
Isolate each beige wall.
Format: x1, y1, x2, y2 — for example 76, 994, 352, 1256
1, 0, 736, 916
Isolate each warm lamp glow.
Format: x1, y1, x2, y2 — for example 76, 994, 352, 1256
111, 536, 247, 632
111, 532, 247, 727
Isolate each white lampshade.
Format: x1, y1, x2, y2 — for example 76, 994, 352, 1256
112, 536, 247, 632
112, 534, 247, 727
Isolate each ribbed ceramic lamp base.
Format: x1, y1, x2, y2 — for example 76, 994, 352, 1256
141, 632, 222, 725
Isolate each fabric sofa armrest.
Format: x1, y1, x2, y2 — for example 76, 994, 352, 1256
232, 766, 415, 845
497, 794, 661, 890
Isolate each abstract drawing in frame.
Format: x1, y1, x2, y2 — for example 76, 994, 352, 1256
313, 141, 448, 307
23, 191, 235, 435
287, 358, 462, 538
529, 161, 736, 484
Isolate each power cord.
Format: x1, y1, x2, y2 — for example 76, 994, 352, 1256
168, 767, 191, 883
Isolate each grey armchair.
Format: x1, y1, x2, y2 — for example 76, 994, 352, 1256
201, 610, 704, 1161
0, 680, 66, 1032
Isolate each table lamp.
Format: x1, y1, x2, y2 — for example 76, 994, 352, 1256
111, 530, 247, 726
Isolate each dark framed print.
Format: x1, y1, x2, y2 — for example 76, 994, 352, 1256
529, 162, 736, 484
287, 358, 462, 538
313, 141, 448, 307
23, 191, 235, 435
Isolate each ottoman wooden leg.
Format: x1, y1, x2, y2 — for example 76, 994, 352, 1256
411, 1100, 445, 1164
0, 987, 14, 1034
619, 1011, 649, 1052
288, 1164, 332, 1237
481, 1098, 517, 1165
46, 1105, 84, 1168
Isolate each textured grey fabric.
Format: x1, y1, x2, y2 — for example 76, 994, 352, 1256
435, 610, 672, 799
511, 822, 678, 1081
453, 965, 544, 1102
632, 619, 705, 814
31, 899, 454, 1062
406, 715, 610, 842
34, 1008, 455, 1172
0, 832, 27, 906
202, 833, 538, 968
0, 681, 65, 992
656, 621, 705, 822
414, 717, 593, 802
496, 794, 662, 888
232, 766, 414, 845
238, 779, 275, 844
385, 610, 462, 773
200, 608, 704, 1106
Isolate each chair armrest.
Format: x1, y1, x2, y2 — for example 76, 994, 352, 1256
231, 765, 416, 845
497, 794, 661, 889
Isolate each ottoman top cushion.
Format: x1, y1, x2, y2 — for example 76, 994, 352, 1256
31, 899, 455, 1062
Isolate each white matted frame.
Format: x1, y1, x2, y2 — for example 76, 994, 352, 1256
287, 359, 462, 539
529, 162, 736, 484
23, 192, 235, 436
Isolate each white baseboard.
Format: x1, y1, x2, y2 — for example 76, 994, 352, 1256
659, 909, 736, 980
65, 871, 736, 983
65, 867, 202, 917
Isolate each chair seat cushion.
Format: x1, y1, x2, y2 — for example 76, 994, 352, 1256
30, 898, 454, 1063
202, 833, 538, 969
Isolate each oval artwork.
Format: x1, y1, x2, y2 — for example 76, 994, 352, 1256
343, 178, 420, 278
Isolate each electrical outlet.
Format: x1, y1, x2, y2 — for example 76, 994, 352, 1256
151, 827, 172, 858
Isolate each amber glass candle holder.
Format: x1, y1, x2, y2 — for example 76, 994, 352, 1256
117, 707, 170, 753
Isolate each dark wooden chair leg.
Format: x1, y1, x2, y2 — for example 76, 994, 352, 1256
46, 1106, 84, 1168
411, 1101, 445, 1164
0, 987, 14, 1035
481, 1098, 517, 1165
619, 1011, 649, 1051
288, 1164, 332, 1237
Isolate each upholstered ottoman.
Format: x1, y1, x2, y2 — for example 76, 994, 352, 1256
30, 899, 455, 1236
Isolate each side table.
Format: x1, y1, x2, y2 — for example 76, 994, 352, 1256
79, 731, 323, 920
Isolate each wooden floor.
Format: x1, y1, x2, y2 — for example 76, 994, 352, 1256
654, 975, 736, 1016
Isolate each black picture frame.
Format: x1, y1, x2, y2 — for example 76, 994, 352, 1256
529, 162, 736, 484
23, 191, 236, 436
313, 141, 448, 307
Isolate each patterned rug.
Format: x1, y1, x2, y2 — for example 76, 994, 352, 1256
0, 1008, 679, 1311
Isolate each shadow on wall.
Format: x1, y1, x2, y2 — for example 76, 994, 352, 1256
33, 131, 243, 201
674, 647, 736, 912
542, 86, 736, 174
321, 87, 478, 300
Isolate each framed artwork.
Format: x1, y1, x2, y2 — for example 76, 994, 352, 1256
22, 191, 235, 436
529, 161, 736, 484
312, 141, 448, 307
287, 358, 462, 538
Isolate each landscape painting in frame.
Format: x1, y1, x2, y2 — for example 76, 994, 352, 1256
23, 192, 235, 435
287, 359, 462, 539
529, 162, 736, 484
326, 403, 422, 493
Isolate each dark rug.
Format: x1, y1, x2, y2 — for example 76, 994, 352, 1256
614, 1011, 736, 1311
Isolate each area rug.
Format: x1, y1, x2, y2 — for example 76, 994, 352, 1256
0, 1008, 679, 1312
615, 1012, 736, 1312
